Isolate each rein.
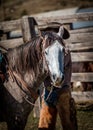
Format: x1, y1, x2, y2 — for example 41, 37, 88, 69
7, 68, 40, 106
9, 68, 38, 100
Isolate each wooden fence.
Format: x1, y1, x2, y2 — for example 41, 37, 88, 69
0, 11, 93, 111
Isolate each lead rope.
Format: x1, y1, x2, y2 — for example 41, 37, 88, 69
45, 85, 54, 102
4, 60, 39, 107
24, 96, 39, 107
13, 69, 39, 107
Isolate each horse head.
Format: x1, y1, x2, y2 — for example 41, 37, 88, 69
41, 26, 69, 88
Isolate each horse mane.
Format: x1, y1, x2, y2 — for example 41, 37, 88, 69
7, 36, 42, 74
7, 31, 63, 75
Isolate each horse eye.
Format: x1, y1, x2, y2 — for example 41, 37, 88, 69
45, 51, 48, 55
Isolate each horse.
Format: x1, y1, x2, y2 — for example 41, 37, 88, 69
38, 26, 78, 130
0, 26, 65, 130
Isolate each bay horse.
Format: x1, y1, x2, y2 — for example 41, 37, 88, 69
0, 26, 65, 130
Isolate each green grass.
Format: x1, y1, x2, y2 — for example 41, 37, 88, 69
25, 110, 93, 130
0, 110, 93, 130
77, 110, 93, 130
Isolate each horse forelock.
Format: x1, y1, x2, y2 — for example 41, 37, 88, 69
42, 31, 64, 48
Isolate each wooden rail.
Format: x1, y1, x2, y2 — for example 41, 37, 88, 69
0, 11, 93, 114
0, 12, 93, 83
0, 12, 93, 31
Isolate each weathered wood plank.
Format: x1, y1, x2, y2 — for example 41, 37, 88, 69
0, 38, 23, 49
70, 27, 93, 34
67, 42, 93, 51
0, 12, 93, 32
32, 8, 78, 19
34, 12, 93, 26
71, 52, 93, 62
21, 16, 37, 43
21, 16, 32, 43
67, 32, 93, 43
71, 73, 93, 82
0, 19, 21, 32
72, 91, 93, 103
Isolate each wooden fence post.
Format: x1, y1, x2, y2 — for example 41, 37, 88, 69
21, 16, 37, 43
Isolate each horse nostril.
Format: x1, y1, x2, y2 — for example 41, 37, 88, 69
56, 75, 64, 84
62, 75, 64, 81
52, 74, 64, 81
53, 74, 56, 80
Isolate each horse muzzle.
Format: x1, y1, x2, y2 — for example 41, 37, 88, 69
51, 74, 64, 88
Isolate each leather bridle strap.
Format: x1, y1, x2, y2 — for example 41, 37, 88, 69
13, 71, 38, 100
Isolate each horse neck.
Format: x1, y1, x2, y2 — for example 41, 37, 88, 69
23, 60, 47, 91
21, 38, 46, 88
7, 42, 46, 91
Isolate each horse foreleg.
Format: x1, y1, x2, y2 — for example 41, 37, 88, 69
57, 89, 78, 130
7, 116, 27, 130
38, 99, 57, 130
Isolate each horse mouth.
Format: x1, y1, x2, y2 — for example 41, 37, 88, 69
52, 79, 64, 88
50, 74, 64, 88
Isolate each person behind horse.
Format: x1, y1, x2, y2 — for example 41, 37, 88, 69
38, 26, 77, 130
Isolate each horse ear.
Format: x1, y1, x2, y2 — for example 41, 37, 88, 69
38, 30, 48, 41
57, 26, 70, 39
45, 35, 48, 40
57, 26, 64, 38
